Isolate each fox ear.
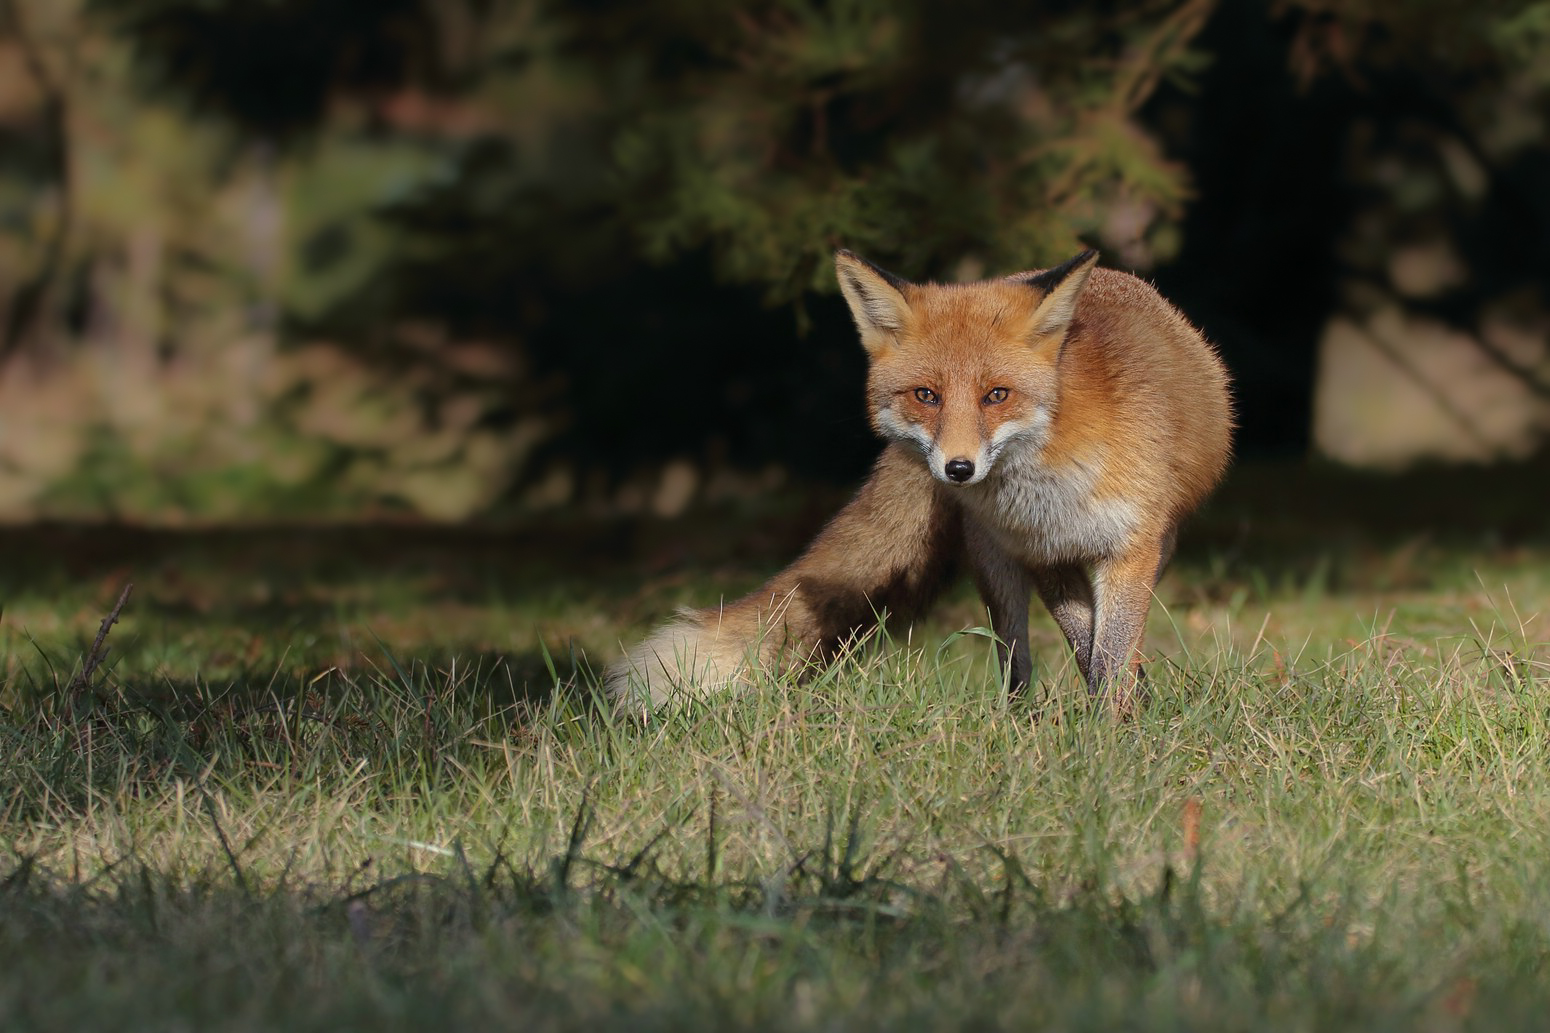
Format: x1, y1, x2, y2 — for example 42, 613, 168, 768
1016, 249, 1100, 343
835, 250, 913, 355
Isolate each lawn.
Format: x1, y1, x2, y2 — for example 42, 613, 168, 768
2, 461, 1548, 1031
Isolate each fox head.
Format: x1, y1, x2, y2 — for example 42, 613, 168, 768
835, 248, 1100, 486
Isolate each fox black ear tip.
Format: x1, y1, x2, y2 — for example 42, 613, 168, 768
835, 248, 857, 261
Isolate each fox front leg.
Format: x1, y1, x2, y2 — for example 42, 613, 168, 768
1086, 545, 1165, 714
964, 520, 1035, 695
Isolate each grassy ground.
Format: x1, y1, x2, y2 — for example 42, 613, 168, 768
2, 461, 1549, 1031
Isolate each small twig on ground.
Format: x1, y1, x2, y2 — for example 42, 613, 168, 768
68, 581, 134, 699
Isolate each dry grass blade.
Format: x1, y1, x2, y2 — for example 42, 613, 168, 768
67, 581, 134, 701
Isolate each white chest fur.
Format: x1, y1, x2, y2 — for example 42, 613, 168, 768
957, 446, 1138, 565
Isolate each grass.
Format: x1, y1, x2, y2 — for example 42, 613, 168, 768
2, 461, 1549, 1031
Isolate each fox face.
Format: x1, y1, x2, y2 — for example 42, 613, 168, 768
836, 249, 1099, 487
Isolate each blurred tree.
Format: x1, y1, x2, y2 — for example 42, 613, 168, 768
93, 0, 446, 138
86, 0, 1222, 494
100, 0, 1212, 278
0, 0, 76, 358
1146, 0, 1550, 456
4, 0, 1547, 522
565, 0, 1215, 293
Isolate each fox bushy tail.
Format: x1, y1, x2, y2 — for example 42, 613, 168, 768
606, 446, 960, 711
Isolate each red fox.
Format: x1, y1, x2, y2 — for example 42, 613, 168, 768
608, 248, 1231, 713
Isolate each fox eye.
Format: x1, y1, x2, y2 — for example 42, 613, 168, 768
983, 387, 1009, 405
914, 387, 939, 405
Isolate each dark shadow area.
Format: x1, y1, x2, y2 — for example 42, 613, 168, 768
1145, 4, 1550, 460
1178, 453, 1550, 599
0, 824, 1233, 1028
0, 522, 632, 607
1143, 3, 1356, 457
3, 454, 1546, 638
1, 647, 600, 819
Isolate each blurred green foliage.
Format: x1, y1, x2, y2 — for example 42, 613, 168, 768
0, 0, 1547, 521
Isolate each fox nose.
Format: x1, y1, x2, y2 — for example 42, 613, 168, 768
944, 458, 975, 483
